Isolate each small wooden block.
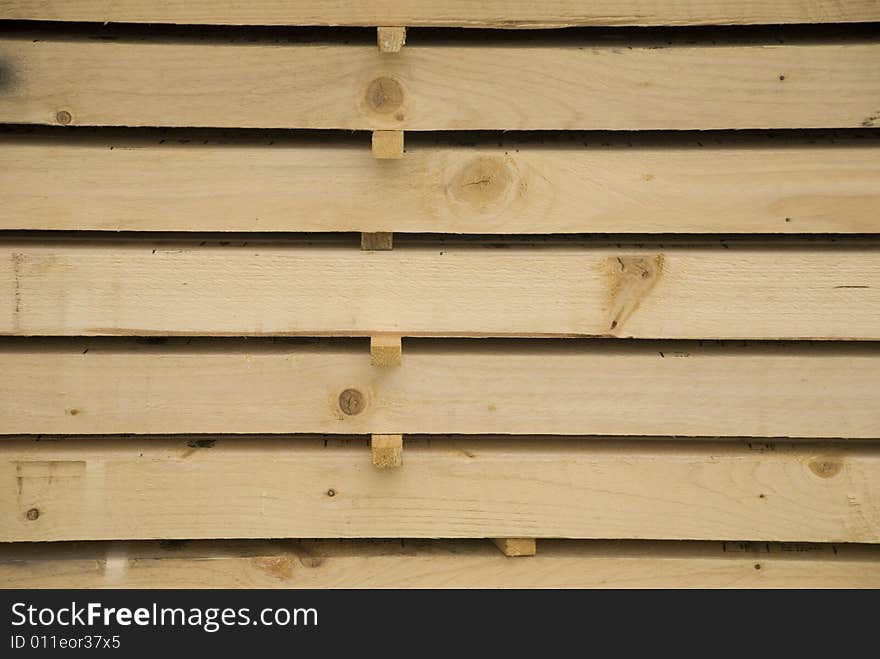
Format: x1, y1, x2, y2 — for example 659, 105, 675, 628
372, 130, 404, 159
491, 538, 537, 557
361, 232, 393, 251
372, 434, 403, 468
371, 334, 402, 367
377, 27, 407, 53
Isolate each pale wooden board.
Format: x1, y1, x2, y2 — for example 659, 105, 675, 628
1, 437, 878, 542
2, 37, 879, 130
0, 341, 878, 437
2, 131, 879, 233
1, 539, 878, 589
3, 239, 880, 340
2, 1, 878, 27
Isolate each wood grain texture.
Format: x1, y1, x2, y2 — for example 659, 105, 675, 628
1, 437, 878, 542
2, 131, 879, 233
2, 1, 878, 27
0, 340, 877, 437
3, 539, 878, 589
1, 37, 878, 129
2, 240, 878, 340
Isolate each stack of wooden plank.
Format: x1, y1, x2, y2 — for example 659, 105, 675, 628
1, 1, 879, 588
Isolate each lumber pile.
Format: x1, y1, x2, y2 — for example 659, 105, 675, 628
1, 2, 878, 587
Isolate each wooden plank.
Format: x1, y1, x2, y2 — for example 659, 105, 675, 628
0, 340, 877, 437
2, 131, 877, 234
2, 539, 878, 589
2, 239, 878, 340
1, 37, 878, 130
1, 437, 878, 542
2, 1, 878, 27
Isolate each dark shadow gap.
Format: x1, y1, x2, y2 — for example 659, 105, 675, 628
0, 21, 879, 46
0, 230, 879, 248
0, 336, 878, 353
2, 124, 879, 148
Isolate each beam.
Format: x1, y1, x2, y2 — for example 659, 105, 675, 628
2, 131, 877, 234
2, 240, 879, 340
1, 38, 878, 129
0, 340, 877, 437
2, 1, 878, 27
1, 436, 878, 542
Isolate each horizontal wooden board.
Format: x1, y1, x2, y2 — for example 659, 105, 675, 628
2, 131, 879, 233
3, 240, 880, 340
1, 437, 878, 542
1, 340, 878, 437
2, 539, 879, 589
2, 37, 879, 129
3, 1, 879, 27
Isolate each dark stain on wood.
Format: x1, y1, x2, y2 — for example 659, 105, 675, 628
604, 254, 664, 333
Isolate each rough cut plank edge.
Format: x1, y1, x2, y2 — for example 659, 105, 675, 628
2, 539, 878, 589
371, 130, 404, 158
377, 27, 406, 53
371, 336, 402, 367
1, 340, 878, 437
2, 1, 879, 26
361, 232, 394, 250
2, 241, 878, 340
1, 436, 878, 543
3, 131, 879, 234
492, 538, 537, 557
372, 434, 403, 468
1, 38, 878, 130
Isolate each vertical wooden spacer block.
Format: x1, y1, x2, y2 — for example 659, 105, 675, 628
372, 130, 404, 159
377, 27, 407, 53
372, 434, 403, 468
361, 232, 394, 250
371, 334, 402, 367
491, 538, 537, 557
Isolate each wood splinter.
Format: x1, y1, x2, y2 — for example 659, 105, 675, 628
377, 27, 407, 53
491, 538, 537, 557
371, 334, 402, 367
372, 434, 403, 469
372, 130, 404, 160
